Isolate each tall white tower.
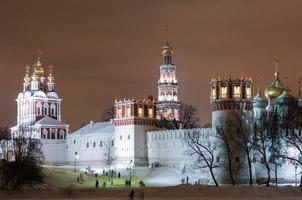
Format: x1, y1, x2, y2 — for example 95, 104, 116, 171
210, 77, 254, 184
156, 42, 180, 121
113, 97, 157, 167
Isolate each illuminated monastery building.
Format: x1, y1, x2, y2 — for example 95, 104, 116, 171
8, 44, 302, 185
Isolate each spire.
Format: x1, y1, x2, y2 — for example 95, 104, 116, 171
273, 56, 280, 80
162, 41, 173, 65
23, 65, 31, 92
283, 75, 288, 89
298, 78, 301, 99
257, 79, 261, 93
33, 49, 44, 77
47, 65, 55, 91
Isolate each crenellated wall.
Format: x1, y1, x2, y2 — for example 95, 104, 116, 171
147, 128, 213, 169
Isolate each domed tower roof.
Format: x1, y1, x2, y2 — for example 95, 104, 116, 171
33, 50, 45, 77
162, 41, 173, 55
254, 92, 268, 107
264, 58, 285, 99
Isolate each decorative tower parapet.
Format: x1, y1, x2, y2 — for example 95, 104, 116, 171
113, 97, 156, 126
210, 77, 253, 112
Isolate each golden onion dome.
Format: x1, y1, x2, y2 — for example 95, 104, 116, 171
33, 57, 45, 77
264, 71, 284, 99
162, 42, 173, 54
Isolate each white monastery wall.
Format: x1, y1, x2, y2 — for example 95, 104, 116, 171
147, 128, 213, 169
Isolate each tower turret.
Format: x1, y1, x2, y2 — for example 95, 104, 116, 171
211, 76, 254, 184
156, 42, 180, 121
47, 65, 55, 92
113, 97, 157, 167
23, 65, 31, 92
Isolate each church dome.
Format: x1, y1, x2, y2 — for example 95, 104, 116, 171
162, 42, 173, 54
276, 90, 295, 105
47, 92, 59, 99
264, 72, 284, 99
253, 91, 268, 108
33, 91, 47, 98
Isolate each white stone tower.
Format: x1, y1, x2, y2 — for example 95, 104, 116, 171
210, 77, 254, 184
156, 42, 180, 121
113, 97, 157, 167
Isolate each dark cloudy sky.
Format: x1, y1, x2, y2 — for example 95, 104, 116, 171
1, 0, 302, 131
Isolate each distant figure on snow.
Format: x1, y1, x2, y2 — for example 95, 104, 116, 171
128, 190, 134, 200
95, 179, 99, 188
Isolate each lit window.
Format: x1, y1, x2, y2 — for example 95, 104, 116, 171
246, 87, 252, 99
148, 108, 153, 118
233, 86, 240, 98
221, 86, 227, 98
138, 106, 144, 117
126, 106, 131, 117
117, 106, 122, 118
212, 88, 216, 99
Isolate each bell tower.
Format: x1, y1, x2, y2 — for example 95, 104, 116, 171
156, 42, 180, 121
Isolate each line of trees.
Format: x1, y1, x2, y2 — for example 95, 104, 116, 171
185, 108, 302, 187
0, 128, 44, 189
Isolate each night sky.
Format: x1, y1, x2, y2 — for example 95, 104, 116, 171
1, 0, 302, 131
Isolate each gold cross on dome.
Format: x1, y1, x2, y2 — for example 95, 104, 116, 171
25, 65, 30, 72
283, 75, 288, 88
36, 49, 43, 56
273, 56, 280, 72
257, 79, 261, 92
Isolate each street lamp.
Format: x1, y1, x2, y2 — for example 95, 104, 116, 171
129, 160, 133, 185
74, 152, 79, 172
110, 165, 114, 185
294, 162, 298, 187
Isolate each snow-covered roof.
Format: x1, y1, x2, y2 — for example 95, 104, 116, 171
47, 92, 60, 98
33, 116, 68, 127
70, 121, 114, 136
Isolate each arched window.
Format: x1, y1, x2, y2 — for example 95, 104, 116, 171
50, 103, 56, 116
59, 129, 65, 139
37, 102, 42, 116
43, 103, 49, 115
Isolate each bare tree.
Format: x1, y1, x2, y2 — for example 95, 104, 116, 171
0, 127, 10, 160
102, 106, 114, 122
104, 137, 114, 167
253, 110, 281, 187
179, 103, 200, 129
157, 103, 200, 130
0, 128, 44, 189
185, 130, 219, 186
234, 116, 254, 185
280, 106, 302, 187
216, 124, 236, 186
